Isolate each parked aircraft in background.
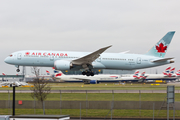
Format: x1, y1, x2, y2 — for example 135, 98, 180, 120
138, 67, 177, 82
4, 31, 175, 76
54, 70, 149, 84
54, 71, 121, 84
162, 67, 176, 77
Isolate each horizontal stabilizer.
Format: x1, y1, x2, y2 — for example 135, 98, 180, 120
119, 50, 130, 54
152, 58, 174, 63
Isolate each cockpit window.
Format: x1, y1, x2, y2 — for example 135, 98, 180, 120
9, 54, 13, 57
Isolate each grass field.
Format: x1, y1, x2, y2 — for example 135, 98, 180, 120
0, 93, 179, 101
0, 108, 180, 118
1, 83, 180, 90
0, 83, 180, 118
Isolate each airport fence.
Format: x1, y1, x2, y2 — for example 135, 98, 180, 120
1, 89, 180, 93
0, 90, 180, 119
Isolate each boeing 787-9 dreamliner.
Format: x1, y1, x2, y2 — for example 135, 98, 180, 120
4, 31, 175, 76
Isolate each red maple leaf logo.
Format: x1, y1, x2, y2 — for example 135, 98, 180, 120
155, 43, 167, 53
25, 52, 30, 55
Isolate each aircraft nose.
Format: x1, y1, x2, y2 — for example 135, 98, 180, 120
4, 57, 10, 64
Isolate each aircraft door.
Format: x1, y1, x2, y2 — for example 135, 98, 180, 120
137, 57, 141, 64
17, 53, 22, 60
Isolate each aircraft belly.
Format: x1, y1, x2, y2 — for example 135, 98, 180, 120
132, 61, 169, 69
102, 61, 132, 70
92, 62, 106, 69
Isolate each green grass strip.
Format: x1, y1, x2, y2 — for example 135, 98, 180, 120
0, 93, 180, 101
1, 83, 180, 90
0, 109, 180, 118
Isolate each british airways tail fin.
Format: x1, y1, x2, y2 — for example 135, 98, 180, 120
55, 71, 64, 77
145, 31, 175, 58
176, 70, 180, 76
170, 67, 175, 74
139, 72, 148, 79
133, 70, 139, 78
162, 66, 171, 76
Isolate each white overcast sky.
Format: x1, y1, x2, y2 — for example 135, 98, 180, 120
0, 0, 180, 75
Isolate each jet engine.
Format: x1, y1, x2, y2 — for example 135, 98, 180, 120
54, 60, 73, 70
83, 80, 98, 84
90, 80, 98, 84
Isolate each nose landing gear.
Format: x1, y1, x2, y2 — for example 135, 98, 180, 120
15, 65, 20, 72
16, 69, 20, 72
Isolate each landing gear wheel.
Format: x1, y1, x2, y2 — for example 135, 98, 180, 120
82, 71, 86, 75
82, 70, 95, 76
90, 72, 94, 76
16, 69, 20, 72
86, 71, 90, 76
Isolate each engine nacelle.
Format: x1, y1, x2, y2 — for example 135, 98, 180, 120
83, 80, 98, 84
90, 80, 98, 84
54, 60, 72, 70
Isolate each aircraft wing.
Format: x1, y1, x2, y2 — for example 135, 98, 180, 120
72, 45, 112, 65
152, 58, 174, 63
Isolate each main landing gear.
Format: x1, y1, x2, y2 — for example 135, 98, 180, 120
82, 70, 94, 76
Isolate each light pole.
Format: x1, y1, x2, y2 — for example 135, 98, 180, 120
13, 86, 16, 116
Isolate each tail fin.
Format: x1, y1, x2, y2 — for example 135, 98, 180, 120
55, 71, 64, 77
176, 70, 180, 76
163, 67, 171, 76
133, 70, 139, 78
162, 67, 175, 77
170, 67, 175, 74
165, 66, 171, 71
2, 72, 5, 75
145, 31, 175, 58
139, 72, 147, 79
52, 67, 59, 73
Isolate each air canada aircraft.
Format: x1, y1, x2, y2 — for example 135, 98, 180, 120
4, 31, 175, 76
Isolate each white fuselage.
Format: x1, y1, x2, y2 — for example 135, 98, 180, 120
4, 50, 172, 70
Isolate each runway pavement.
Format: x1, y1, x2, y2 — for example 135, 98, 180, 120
70, 118, 180, 120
